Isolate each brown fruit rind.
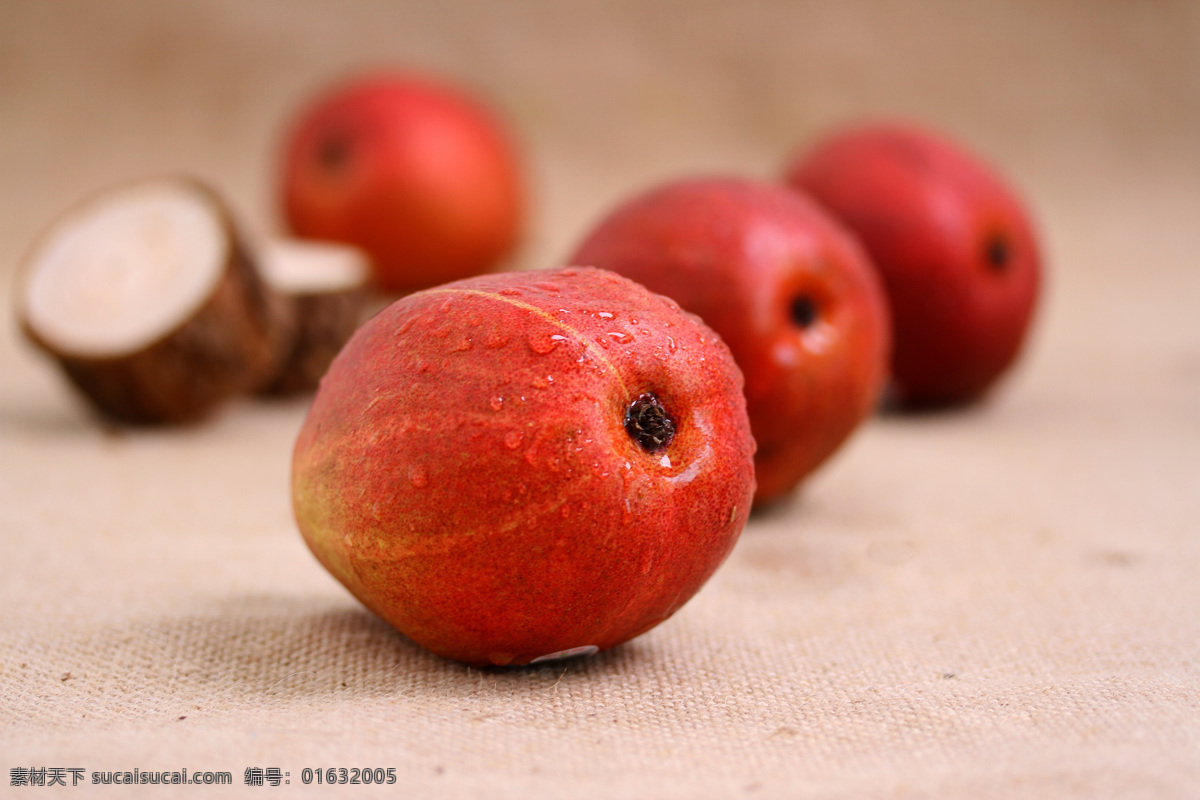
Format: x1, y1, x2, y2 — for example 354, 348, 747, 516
258, 283, 373, 396
17, 177, 292, 425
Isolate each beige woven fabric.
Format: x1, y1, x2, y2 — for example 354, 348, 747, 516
2, 2, 1198, 797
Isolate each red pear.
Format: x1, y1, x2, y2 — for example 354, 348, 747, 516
279, 72, 524, 294
291, 267, 755, 667
571, 177, 890, 506
785, 122, 1042, 407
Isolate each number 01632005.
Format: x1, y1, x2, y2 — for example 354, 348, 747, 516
301, 768, 397, 785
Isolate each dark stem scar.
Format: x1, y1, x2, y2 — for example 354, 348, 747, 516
790, 295, 818, 328
984, 233, 1011, 273
625, 393, 675, 452
318, 133, 352, 172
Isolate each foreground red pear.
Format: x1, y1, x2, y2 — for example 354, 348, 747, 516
292, 267, 756, 667
785, 122, 1041, 407
571, 178, 890, 506
279, 72, 524, 294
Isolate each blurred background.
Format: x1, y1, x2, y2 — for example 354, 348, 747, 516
2, 0, 1196, 285
2, 6, 1197, 791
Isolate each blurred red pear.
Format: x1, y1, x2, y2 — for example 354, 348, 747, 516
786, 122, 1042, 407
279, 72, 524, 294
571, 177, 890, 506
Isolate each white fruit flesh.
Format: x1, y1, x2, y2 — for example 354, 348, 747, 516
21, 181, 225, 358
257, 239, 369, 295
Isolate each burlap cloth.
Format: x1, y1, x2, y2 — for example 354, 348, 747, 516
2, 2, 1197, 797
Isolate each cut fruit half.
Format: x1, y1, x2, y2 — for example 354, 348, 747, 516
16, 177, 290, 424
255, 239, 375, 395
